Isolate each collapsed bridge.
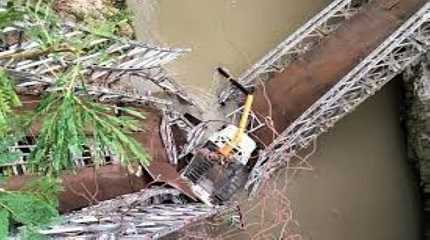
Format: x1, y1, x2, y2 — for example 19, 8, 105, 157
2, 0, 430, 239
220, 0, 430, 196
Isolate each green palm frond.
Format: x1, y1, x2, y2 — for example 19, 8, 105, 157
20, 176, 63, 208
0, 191, 58, 239
0, 70, 27, 170
0, 1, 150, 175
0, 176, 61, 239
28, 67, 150, 175
0, 1, 150, 238
30, 92, 150, 174
0, 4, 24, 29
0, 208, 9, 239
0, 69, 21, 136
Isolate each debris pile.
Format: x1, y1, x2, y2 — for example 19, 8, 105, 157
0, 1, 232, 238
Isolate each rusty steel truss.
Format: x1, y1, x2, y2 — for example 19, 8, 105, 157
2, 110, 197, 174
218, 0, 364, 103
246, 2, 430, 196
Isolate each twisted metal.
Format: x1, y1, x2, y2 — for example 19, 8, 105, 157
39, 188, 227, 239
226, 106, 265, 134
218, 0, 364, 103
0, 136, 117, 176
1, 27, 188, 84
0, 7, 195, 106
246, 2, 430, 196
0, 8, 198, 173
160, 111, 180, 166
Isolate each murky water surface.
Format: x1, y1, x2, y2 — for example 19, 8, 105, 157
128, 0, 421, 239
128, 0, 331, 94
287, 79, 421, 240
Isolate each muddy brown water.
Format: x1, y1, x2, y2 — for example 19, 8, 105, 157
128, 0, 421, 239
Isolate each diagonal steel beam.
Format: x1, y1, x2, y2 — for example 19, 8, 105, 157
246, 2, 430, 196
218, 0, 365, 103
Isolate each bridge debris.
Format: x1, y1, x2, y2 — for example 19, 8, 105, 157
2, 0, 430, 238
218, 0, 366, 103
37, 188, 228, 239
247, 0, 430, 195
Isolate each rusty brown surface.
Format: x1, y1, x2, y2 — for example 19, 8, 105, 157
5, 165, 151, 213
5, 94, 195, 212
253, 0, 426, 145
132, 108, 196, 200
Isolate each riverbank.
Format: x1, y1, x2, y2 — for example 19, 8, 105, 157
404, 53, 430, 239
54, 0, 134, 38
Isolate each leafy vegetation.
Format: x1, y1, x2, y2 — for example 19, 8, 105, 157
0, 1, 149, 238
0, 69, 21, 136
0, 0, 149, 175
85, 8, 135, 38
0, 70, 25, 167
30, 67, 149, 174
0, 177, 61, 239
0, 3, 25, 29
20, 176, 62, 208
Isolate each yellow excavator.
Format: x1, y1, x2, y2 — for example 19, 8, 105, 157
182, 67, 257, 205
217, 67, 255, 159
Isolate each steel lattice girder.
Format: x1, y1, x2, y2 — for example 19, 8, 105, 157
0, 13, 189, 84
218, 0, 363, 103
0, 7, 199, 171
0, 6, 194, 106
246, 2, 430, 196
38, 188, 228, 240
1, 32, 188, 86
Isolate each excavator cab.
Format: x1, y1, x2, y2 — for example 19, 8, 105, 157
182, 124, 256, 205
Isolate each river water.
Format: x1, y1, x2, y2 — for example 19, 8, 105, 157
127, 0, 421, 239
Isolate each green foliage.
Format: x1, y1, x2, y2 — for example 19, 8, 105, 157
0, 70, 30, 175
0, 0, 148, 238
0, 193, 56, 238
0, 192, 58, 225
2, 1, 60, 46
0, 2, 150, 175
18, 226, 47, 240
0, 70, 25, 169
0, 176, 61, 239
0, 208, 9, 240
86, 9, 133, 38
0, 69, 21, 136
3, 0, 133, 60
12, 1, 66, 52
0, 136, 21, 168
0, 4, 24, 29
2, 1, 120, 57
0, 190, 58, 239
31, 92, 150, 174
28, 67, 149, 174
21, 176, 62, 208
